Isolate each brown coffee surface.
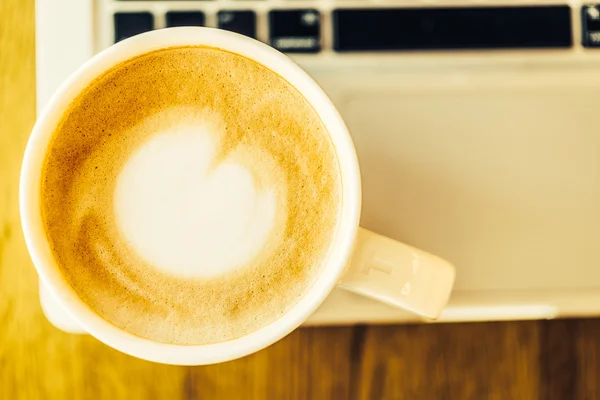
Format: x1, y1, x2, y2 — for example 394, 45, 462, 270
41, 46, 341, 345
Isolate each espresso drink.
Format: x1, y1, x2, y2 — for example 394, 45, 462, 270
41, 46, 341, 345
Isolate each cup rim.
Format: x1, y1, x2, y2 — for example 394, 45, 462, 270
20, 27, 361, 365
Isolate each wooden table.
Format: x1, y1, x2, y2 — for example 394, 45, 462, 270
2, 1, 600, 398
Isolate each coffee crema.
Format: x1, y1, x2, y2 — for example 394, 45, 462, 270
41, 46, 342, 345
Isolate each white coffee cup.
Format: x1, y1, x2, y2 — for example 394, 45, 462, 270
20, 27, 455, 365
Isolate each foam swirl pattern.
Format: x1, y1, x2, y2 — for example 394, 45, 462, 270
41, 47, 341, 345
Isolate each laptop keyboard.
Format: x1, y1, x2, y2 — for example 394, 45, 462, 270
111, 4, 576, 52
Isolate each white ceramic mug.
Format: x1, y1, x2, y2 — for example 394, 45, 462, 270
20, 27, 455, 365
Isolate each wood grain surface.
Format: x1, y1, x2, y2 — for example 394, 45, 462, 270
2, 1, 600, 398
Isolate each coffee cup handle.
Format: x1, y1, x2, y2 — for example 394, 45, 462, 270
337, 228, 455, 319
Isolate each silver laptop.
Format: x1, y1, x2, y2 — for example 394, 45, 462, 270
37, 0, 600, 333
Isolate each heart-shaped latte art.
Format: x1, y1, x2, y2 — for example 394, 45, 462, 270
114, 122, 282, 278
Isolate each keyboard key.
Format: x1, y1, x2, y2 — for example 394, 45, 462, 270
333, 7, 572, 52
166, 11, 205, 27
218, 11, 256, 39
269, 10, 321, 53
114, 12, 154, 43
583, 5, 600, 47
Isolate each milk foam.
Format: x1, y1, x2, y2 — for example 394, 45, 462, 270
41, 46, 341, 345
114, 123, 281, 278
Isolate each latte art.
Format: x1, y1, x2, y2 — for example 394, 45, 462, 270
41, 46, 341, 345
114, 112, 286, 278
